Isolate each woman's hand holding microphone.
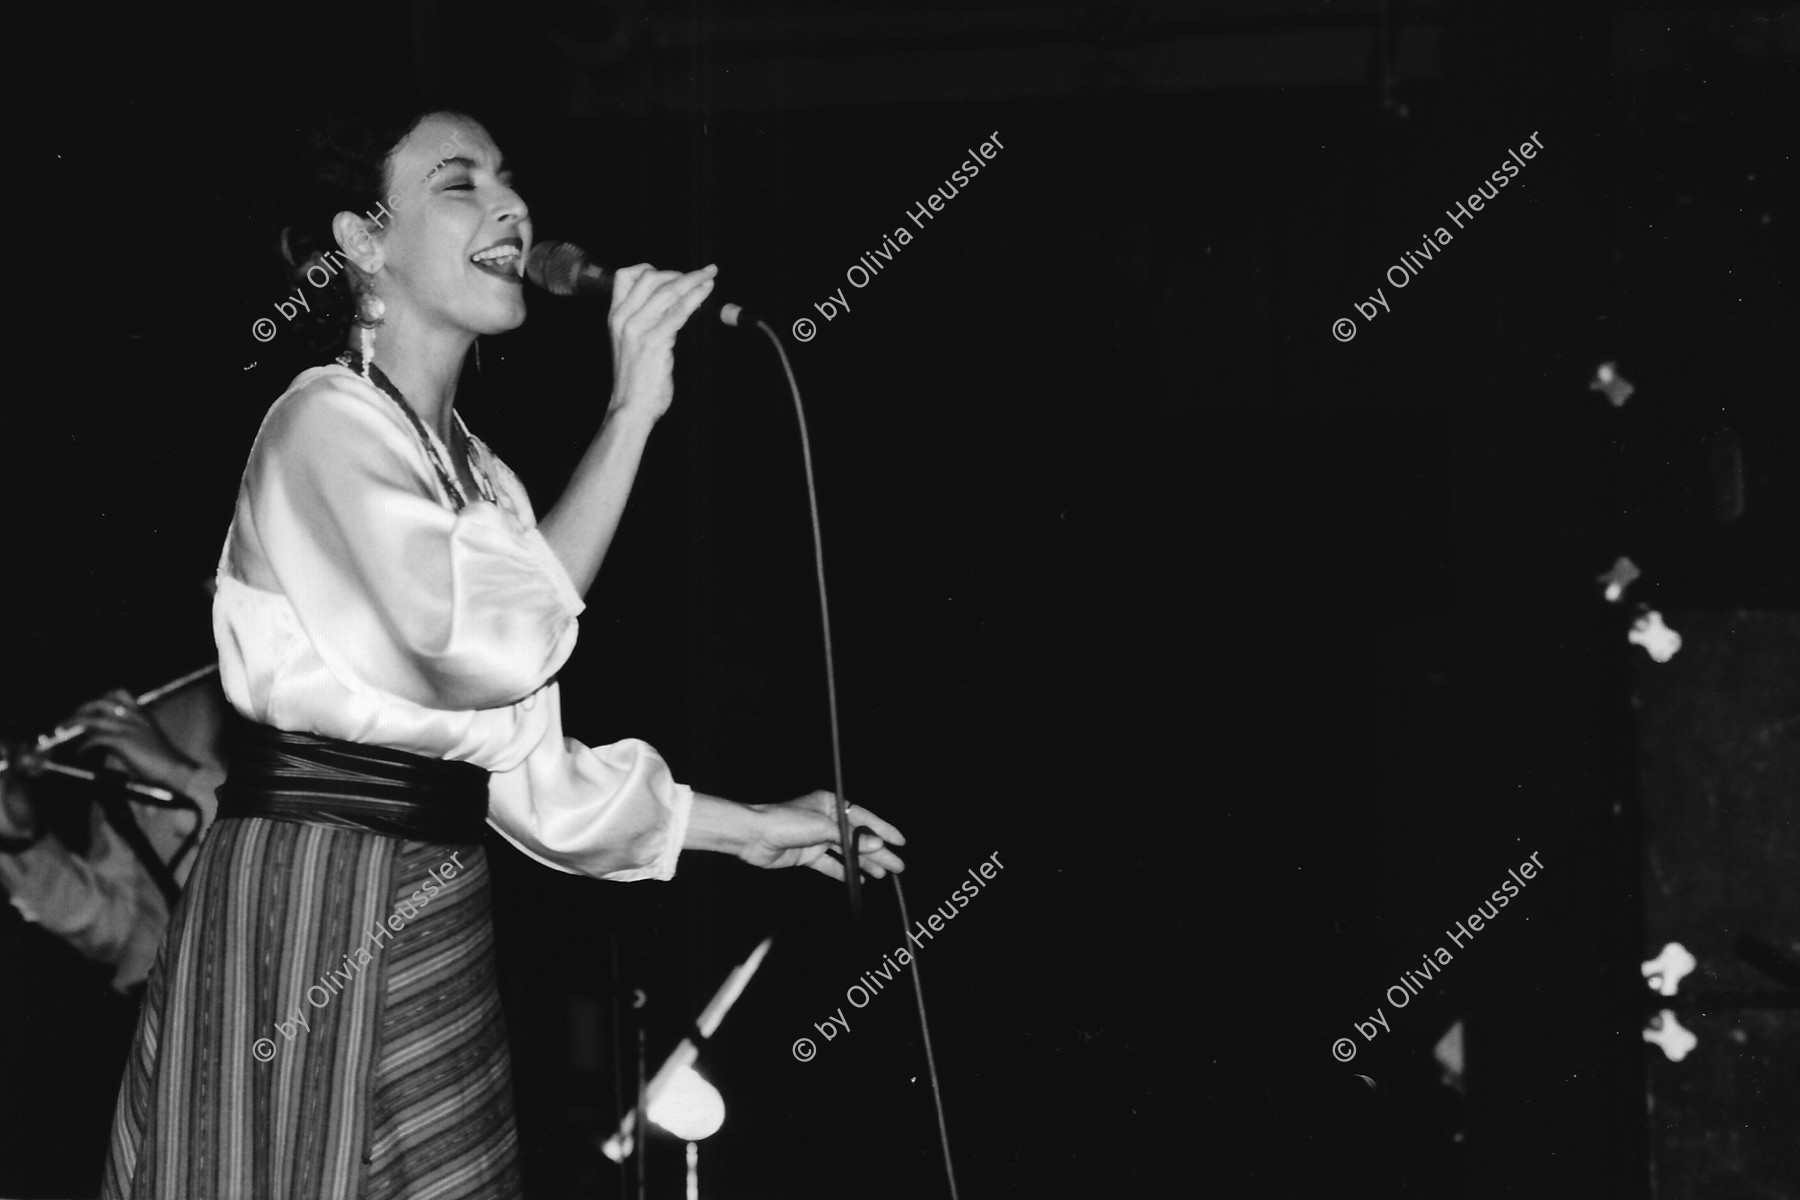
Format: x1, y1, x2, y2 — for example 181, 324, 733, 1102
606, 263, 718, 423
536, 261, 719, 597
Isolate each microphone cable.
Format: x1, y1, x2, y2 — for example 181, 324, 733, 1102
746, 317, 962, 1200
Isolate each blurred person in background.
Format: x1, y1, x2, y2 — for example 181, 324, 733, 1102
1, 669, 227, 1197
2, 672, 227, 993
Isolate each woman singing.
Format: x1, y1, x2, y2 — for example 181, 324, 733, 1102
102, 109, 905, 1200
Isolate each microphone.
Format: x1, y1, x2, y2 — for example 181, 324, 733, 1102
524, 240, 754, 328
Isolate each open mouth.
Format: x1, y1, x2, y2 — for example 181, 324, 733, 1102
470, 239, 523, 280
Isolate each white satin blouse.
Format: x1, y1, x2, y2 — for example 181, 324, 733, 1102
212, 363, 692, 881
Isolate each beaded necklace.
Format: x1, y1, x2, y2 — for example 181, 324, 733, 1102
336, 350, 496, 511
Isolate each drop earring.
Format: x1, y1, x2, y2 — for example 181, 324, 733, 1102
355, 291, 386, 384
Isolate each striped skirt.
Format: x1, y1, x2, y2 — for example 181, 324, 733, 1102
101, 728, 524, 1199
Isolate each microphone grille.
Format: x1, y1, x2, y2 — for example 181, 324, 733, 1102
524, 241, 586, 296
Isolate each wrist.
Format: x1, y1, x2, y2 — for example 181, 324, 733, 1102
682, 794, 761, 859
604, 392, 665, 430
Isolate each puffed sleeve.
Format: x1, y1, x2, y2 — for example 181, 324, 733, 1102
241, 374, 584, 710
486, 683, 694, 881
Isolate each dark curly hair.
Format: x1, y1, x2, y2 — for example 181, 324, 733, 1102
275, 107, 471, 355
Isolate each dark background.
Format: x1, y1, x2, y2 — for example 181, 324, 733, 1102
3, 2, 1795, 1197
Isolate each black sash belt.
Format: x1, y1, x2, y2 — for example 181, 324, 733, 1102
215, 717, 489, 844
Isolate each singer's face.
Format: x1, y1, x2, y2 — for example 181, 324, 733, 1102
370, 114, 532, 336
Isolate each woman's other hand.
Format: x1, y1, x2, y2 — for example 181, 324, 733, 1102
735, 791, 907, 881
686, 790, 907, 881
607, 263, 718, 422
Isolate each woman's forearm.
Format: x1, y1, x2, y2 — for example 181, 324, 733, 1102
536, 406, 660, 597
540, 262, 717, 595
